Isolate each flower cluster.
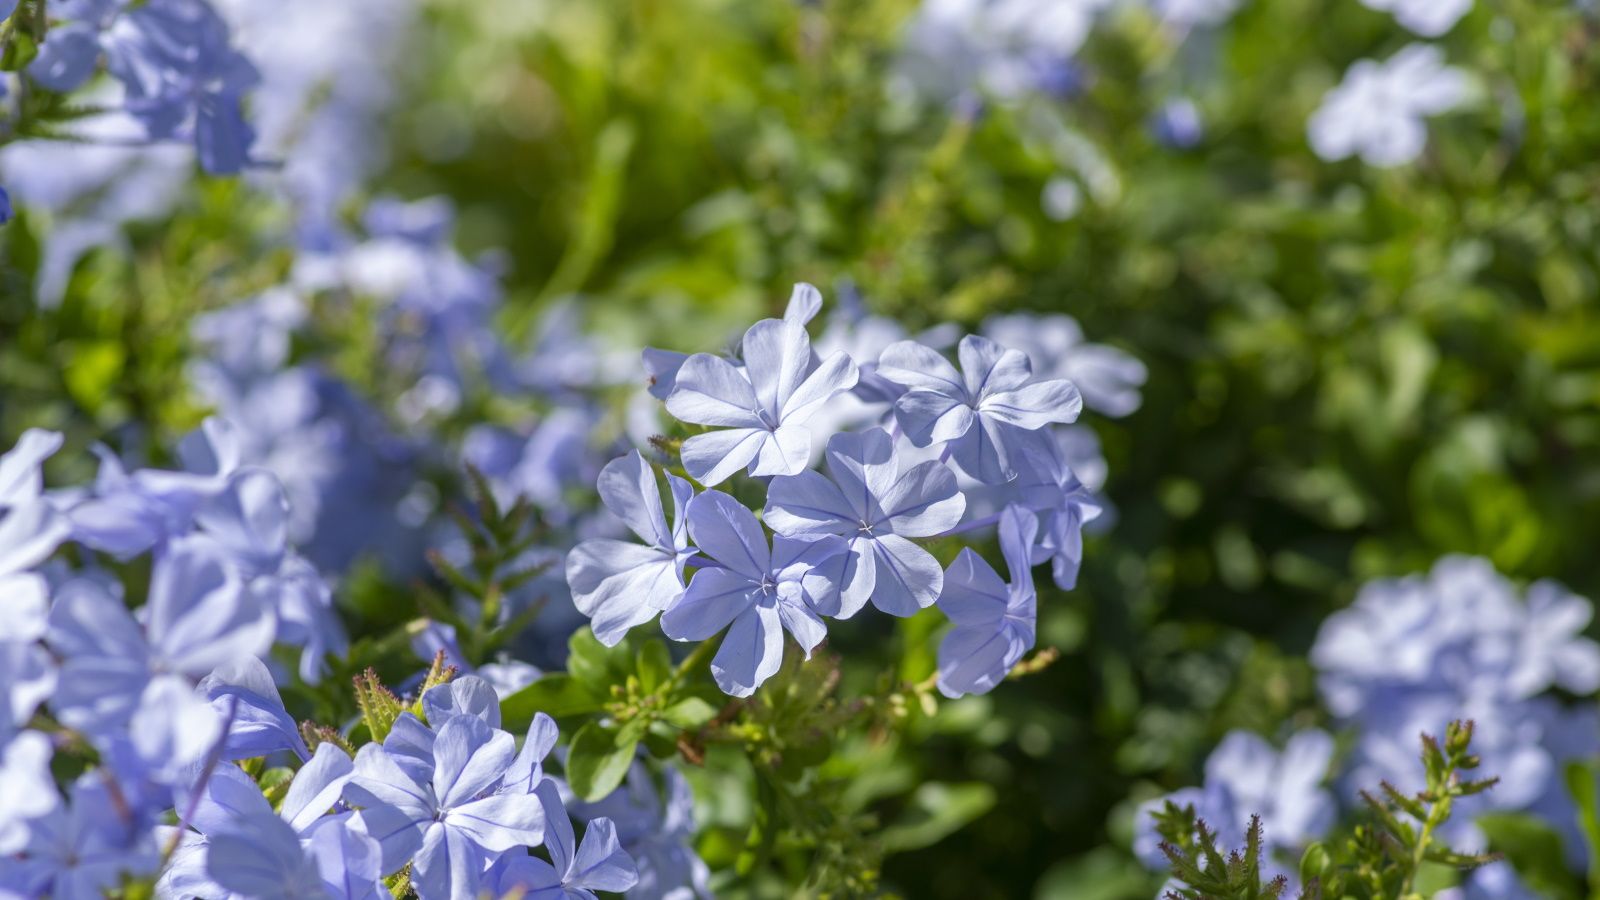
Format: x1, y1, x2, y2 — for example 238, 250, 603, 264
25, 0, 260, 174
1136, 555, 1600, 898
568, 285, 1108, 698
0, 425, 727, 898
1314, 557, 1600, 867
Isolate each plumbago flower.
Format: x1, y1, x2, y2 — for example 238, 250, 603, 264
47, 541, 273, 780
62, 418, 346, 681
487, 799, 638, 900
897, 0, 1109, 104
29, 0, 261, 173
935, 504, 1039, 698
666, 315, 860, 486
661, 490, 848, 697
765, 428, 966, 618
980, 313, 1146, 419
2, 774, 159, 897
0, 433, 70, 737
343, 686, 549, 899
1008, 439, 1103, 591
1148, 558, 1597, 898
877, 335, 1084, 484
1307, 44, 1469, 167
157, 743, 379, 898
565, 450, 695, 646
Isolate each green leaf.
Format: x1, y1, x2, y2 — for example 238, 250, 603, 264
567, 628, 626, 690
566, 722, 638, 802
1476, 812, 1583, 900
499, 675, 603, 731
1563, 760, 1600, 898
879, 782, 996, 853
1, 31, 37, 72
1298, 842, 1331, 887
662, 697, 718, 729
636, 639, 672, 692
353, 670, 404, 743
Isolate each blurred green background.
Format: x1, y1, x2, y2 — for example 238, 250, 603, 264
7, 0, 1600, 896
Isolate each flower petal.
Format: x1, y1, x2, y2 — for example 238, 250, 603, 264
569, 817, 640, 892
710, 605, 785, 697
446, 791, 546, 853
597, 451, 672, 548
411, 822, 482, 900
764, 470, 856, 537
877, 340, 966, 397
281, 743, 355, 833
665, 354, 762, 427
660, 568, 757, 642
780, 351, 859, 425
894, 390, 975, 448
679, 428, 767, 487
879, 460, 966, 537
749, 422, 812, 478
981, 379, 1084, 430
866, 534, 943, 617
958, 335, 1032, 397
937, 548, 1010, 628
432, 716, 516, 809
685, 490, 770, 577
741, 318, 813, 421
422, 675, 502, 729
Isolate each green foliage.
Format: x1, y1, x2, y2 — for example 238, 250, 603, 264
1297, 722, 1499, 900
352, 668, 406, 743
1157, 811, 1288, 900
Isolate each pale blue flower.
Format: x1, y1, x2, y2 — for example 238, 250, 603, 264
206, 812, 345, 899
980, 314, 1144, 418
1009, 438, 1103, 590
488, 808, 638, 900
1152, 97, 1204, 149
421, 675, 503, 729
0, 429, 64, 509
1308, 44, 1468, 167
666, 317, 859, 486
898, 0, 1109, 104
935, 505, 1038, 697
0, 499, 70, 646
113, 0, 261, 174
0, 732, 57, 855
198, 655, 311, 762
47, 540, 272, 747
165, 747, 382, 900
878, 335, 1083, 484
660, 490, 847, 697
344, 715, 545, 899
570, 763, 712, 900
565, 451, 695, 646
0, 774, 157, 899
1311, 558, 1600, 854
765, 428, 966, 617
65, 446, 224, 558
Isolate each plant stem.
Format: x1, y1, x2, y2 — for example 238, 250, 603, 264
1402, 796, 1450, 896
661, 634, 719, 696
